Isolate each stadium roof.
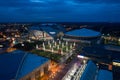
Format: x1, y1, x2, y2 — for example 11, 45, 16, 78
29, 25, 60, 38
0, 50, 49, 80
40, 26, 59, 37
65, 28, 101, 37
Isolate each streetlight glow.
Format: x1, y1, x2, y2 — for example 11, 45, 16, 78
77, 55, 84, 58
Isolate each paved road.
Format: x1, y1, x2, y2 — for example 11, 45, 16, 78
50, 58, 79, 80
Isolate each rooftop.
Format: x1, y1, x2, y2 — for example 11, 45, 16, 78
82, 46, 111, 58
0, 50, 49, 80
65, 28, 101, 37
40, 26, 59, 37
97, 70, 113, 80
80, 61, 113, 80
82, 45, 120, 62
29, 25, 61, 37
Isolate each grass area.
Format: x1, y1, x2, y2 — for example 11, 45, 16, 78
44, 43, 72, 53
31, 49, 63, 62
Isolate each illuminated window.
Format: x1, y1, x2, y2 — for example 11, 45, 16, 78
113, 62, 120, 66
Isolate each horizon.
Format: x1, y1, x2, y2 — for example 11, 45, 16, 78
0, 21, 120, 24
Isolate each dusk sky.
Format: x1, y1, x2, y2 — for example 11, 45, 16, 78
0, 0, 120, 22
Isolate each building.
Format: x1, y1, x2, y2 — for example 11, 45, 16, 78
81, 45, 112, 63
62, 60, 113, 80
0, 50, 50, 80
28, 24, 65, 40
29, 26, 52, 40
80, 45, 120, 72
80, 61, 113, 80
63, 28, 101, 44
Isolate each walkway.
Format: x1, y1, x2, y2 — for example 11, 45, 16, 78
49, 58, 79, 80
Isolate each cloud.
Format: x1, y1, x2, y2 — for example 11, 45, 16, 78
74, 0, 120, 4
0, 0, 120, 22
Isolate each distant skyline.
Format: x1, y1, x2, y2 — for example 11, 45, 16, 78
0, 0, 120, 22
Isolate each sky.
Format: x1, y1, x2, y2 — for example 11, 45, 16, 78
0, 0, 120, 22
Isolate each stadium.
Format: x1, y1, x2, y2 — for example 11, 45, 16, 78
63, 28, 101, 44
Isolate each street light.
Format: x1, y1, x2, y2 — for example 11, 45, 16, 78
21, 43, 24, 46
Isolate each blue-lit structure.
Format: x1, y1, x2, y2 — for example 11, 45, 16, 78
29, 24, 65, 40
80, 61, 97, 80
80, 61, 113, 80
64, 28, 101, 44
65, 28, 101, 37
0, 50, 49, 80
97, 70, 113, 80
